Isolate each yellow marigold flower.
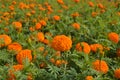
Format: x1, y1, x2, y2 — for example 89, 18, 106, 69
75, 42, 91, 54
51, 35, 72, 51
92, 60, 109, 74
0, 34, 12, 47
108, 32, 119, 44
85, 76, 93, 80
114, 68, 120, 79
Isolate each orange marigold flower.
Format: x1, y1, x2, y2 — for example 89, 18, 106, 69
12, 21, 22, 31
108, 32, 119, 44
29, 27, 35, 32
116, 48, 120, 57
9, 5, 14, 11
35, 23, 41, 30
90, 44, 103, 52
74, 0, 80, 3
75, 42, 91, 54
97, 3, 104, 9
72, 23, 80, 30
88, 2, 94, 7
37, 32, 45, 42
92, 12, 98, 17
85, 76, 93, 80
42, 39, 49, 45
51, 35, 72, 51
71, 12, 79, 17
39, 20, 47, 26
57, 0, 64, 4
16, 49, 32, 64
53, 15, 60, 21
8, 64, 23, 80
0, 34, 12, 47
92, 60, 109, 74
12, 64, 24, 71
114, 68, 120, 79
7, 42, 22, 52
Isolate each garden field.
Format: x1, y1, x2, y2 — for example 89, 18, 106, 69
0, 0, 120, 80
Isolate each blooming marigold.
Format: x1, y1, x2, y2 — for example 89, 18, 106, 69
0, 34, 12, 47
92, 12, 98, 17
12, 21, 22, 31
88, 2, 94, 7
92, 60, 109, 74
51, 35, 72, 51
8, 64, 23, 80
90, 44, 103, 52
39, 20, 47, 26
72, 23, 80, 30
97, 3, 104, 9
85, 76, 93, 80
7, 42, 22, 52
35, 23, 41, 30
53, 15, 60, 21
75, 42, 91, 54
71, 12, 79, 17
108, 32, 119, 44
57, 0, 64, 4
16, 49, 32, 64
37, 32, 45, 42
114, 68, 120, 79
74, 0, 80, 3
116, 48, 120, 57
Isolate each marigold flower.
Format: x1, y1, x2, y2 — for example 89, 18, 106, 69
88, 2, 94, 7
7, 42, 22, 52
108, 32, 119, 44
116, 48, 120, 57
39, 20, 47, 26
72, 23, 80, 30
12, 21, 22, 31
92, 60, 109, 74
74, 0, 80, 3
35, 23, 41, 30
12, 64, 24, 71
97, 3, 104, 9
114, 68, 120, 79
85, 76, 93, 80
16, 49, 32, 64
57, 0, 64, 4
0, 34, 12, 47
75, 42, 91, 54
42, 39, 49, 45
51, 35, 72, 51
37, 32, 45, 42
71, 12, 79, 17
90, 44, 103, 52
8, 64, 23, 80
53, 15, 60, 21
91, 12, 98, 17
